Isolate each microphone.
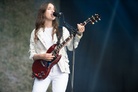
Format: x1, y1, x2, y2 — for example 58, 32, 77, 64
53, 12, 63, 17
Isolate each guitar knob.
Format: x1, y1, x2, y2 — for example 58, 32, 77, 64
38, 73, 42, 77
41, 71, 45, 75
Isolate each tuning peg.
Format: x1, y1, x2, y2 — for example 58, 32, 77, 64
95, 14, 101, 21
99, 18, 101, 20
91, 22, 95, 24
91, 16, 95, 24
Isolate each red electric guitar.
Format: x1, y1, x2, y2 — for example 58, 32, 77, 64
32, 14, 101, 79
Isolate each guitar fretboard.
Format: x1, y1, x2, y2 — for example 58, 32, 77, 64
57, 34, 73, 50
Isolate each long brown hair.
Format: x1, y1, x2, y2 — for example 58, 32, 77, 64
34, 2, 59, 41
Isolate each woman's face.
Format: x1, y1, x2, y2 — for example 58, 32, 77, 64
45, 3, 56, 21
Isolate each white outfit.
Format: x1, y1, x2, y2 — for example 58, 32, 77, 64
29, 27, 82, 92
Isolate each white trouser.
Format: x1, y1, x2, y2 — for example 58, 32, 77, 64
32, 64, 69, 92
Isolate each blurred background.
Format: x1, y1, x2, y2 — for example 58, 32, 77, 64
0, 0, 138, 92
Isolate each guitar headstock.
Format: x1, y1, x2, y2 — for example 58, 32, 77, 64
91, 14, 101, 24
83, 14, 101, 25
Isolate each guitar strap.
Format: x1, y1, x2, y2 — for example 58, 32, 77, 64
56, 26, 63, 45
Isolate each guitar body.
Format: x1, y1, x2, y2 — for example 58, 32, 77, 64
32, 44, 61, 79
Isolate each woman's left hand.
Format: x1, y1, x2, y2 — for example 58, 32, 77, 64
77, 23, 85, 33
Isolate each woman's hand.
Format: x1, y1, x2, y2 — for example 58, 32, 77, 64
42, 53, 55, 61
77, 23, 85, 34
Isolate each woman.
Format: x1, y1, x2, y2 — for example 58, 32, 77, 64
29, 2, 85, 92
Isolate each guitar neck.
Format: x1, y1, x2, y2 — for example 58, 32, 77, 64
56, 34, 74, 51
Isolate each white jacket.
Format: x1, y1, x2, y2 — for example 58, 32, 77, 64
29, 27, 82, 73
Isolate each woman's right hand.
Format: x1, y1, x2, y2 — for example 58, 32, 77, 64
42, 53, 55, 61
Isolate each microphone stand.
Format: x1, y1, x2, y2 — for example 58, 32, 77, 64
61, 14, 78, 92
71, 35, 75, 92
